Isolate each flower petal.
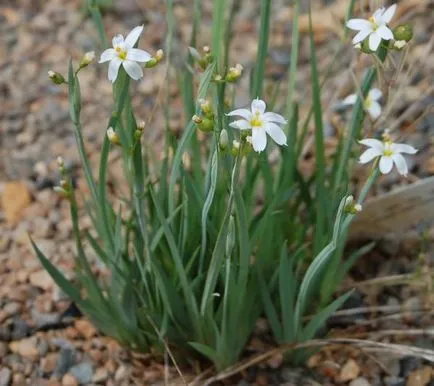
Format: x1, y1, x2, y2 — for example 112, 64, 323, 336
376, 25, 394, 41
226, 108, 252, 120
346, 19, 372, 31
343, 94, 358, 105
264, 122, 287, 146
99, 48, 116, 63
229, 119, 251, 130
369, 32, 382, 51
381, 4, 397, 24
379, 156, 393, 174
125, 25, 144, 49
251, 127, 267, 152
108, 57, 122, 83
126, 48, 152, 62
112, 34, 124, 47
352, 28, 372, 45
262, 112, 287, 125
391, 143, 418, 154
359, 148, 382, 164
368, 88, 382, 101
359, 138, 384, 152
251, 99, 266, 114
372, 7, 385, 24
123, 60, 143, 80
392, 153, 408, 176
367, 101, 382, 120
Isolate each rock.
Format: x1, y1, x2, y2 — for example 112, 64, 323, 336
114, 365, 129, 382
74, 320, 97, 340
339, 359, 360, 382
61, 374, 79, 386
69, 362, 93, 384
0, 367, 12, 386
350, 377, 371, 386
40, 352, 59, 374
406, 367, 432, 386
384, 376, 405, 386
54, 346, 76, 377
92, 367, 109, 383
12, 372, 26, 386
10, 319, 31, 340
32, 309, 61, 329
1, 181, 32, 225
9, 337, 39, 360
29, 270, 55, 291
400, 357, 423, 377
0, 342, 8, 357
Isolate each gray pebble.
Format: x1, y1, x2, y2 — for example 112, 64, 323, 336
0, 367, 12, 386
69, 362, 93, 384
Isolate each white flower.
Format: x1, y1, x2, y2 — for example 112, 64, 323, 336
343, 88, 382, 120
99, 25, 152, 83
346, 4, 396, 51
359, 137, 417, 176
227, 99, 287, 153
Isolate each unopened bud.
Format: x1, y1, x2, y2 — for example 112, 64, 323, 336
199, 99, 213, 117
137, 120, 146, 131
382, 129, 392, 143
192, 115, 203, 124
79, 51, 95, 68
393, 40, 407, 50
48, 70, 65, 85
56, 156, 64, 168
226, 63, 243, 82
360, 39, 374, 54
231, 140, 241, 156
203, 45, 211, 54
145, 49, 164, 68
219, 129, 229, 150
59, 179, 69, 190
107, 127, 121, 146
53, 186, 70, 198
393, 24, 413, 42
198, 118, 214, 133
344, 195, 362, 214
213, 74, 223, 83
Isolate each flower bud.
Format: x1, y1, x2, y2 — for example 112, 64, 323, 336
79, 51, 95, 68
203, 45, 211, 54
392, 40, 407, 50
360, 39, 374, 54
48, 70, 65, 85
226, 64, 243, 82
145, 49, 164, 68
57, 156, 64, 168
344, 195, 362, 214
53, 186, 70, 198
199, 99, 213, 117
107, 127, 121, 146
192, 115, 203, 124
219, 129, 229, 150
59, 179, 69, 190
231, 140, 241, 156
137, 120, 146, 131
198, 118, 214, 133
393, 24, 413, 42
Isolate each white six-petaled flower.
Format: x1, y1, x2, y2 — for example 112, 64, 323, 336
346, 4, 397, 51
99, 25, 152, 83
359, 137, 417, 176
227, 99, 287, 153
344, 88, 383, 120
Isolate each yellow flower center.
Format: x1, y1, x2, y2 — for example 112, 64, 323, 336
383, 141, 394, 157
369, 16, 379, 30
364, 96, 372, 108
115, 46, 127, 60
250, 112, 263, 127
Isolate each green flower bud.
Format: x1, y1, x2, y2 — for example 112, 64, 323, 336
393, 24, 413, 42
48, 70, 65, 85
198, 118, 214, 132
199, 99, 213, 117
359, 39, 374, 54
79, 51, 95, 68
219, 129, 229, 150
225, 64, 243, 83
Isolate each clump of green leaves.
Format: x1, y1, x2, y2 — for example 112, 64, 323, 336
34, 0, 407, 372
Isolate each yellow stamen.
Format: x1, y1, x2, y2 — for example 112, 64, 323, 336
250, 112, 263, 127
383, 141, 393, 157
115, 46, 127, 60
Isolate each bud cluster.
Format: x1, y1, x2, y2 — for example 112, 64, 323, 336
188, 46, 214, 70
192, 99, 215, 133
145, 49, 164, 68
53, 156, 71, 198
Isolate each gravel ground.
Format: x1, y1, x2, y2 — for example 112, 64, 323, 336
0, 0, 433, 385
